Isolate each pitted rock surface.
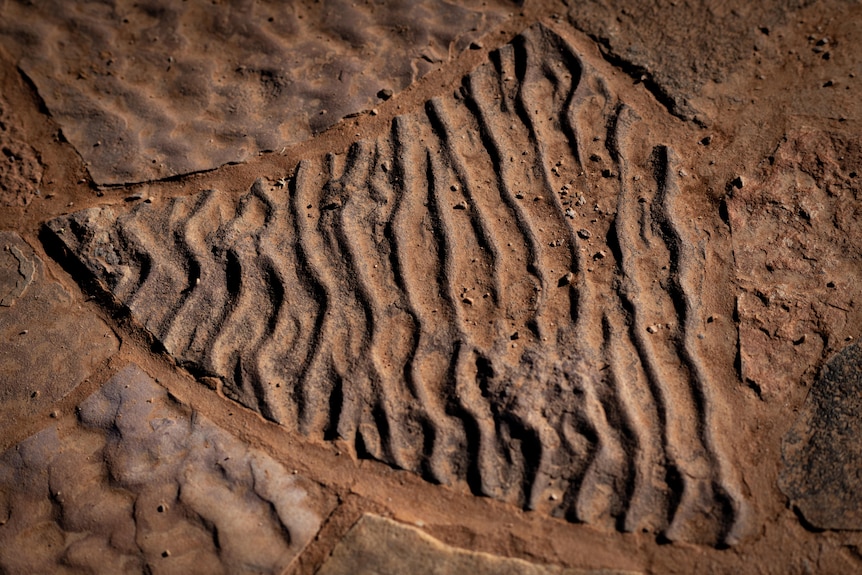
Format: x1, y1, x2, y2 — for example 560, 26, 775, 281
0, 364, 333, 574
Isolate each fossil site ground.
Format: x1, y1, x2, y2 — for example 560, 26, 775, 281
1, 0, 861, 573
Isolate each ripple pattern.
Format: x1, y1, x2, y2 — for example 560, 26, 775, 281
47, 24, 748, 545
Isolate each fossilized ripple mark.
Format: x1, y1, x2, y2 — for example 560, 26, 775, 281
46, 23, 748, 545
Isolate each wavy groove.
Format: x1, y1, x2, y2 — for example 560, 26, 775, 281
512, 27, 627, 524
290, 159, 337, 436
423, 144, 505, 498
159, 190, 225, 361
653, 149, 749, 544
425, 98, 503, 308
115, 207, 186, 334
336, 141, 414, 469
246, 182, 306, 425
389, 116, 463, 484
464, 62, 547, 340
49, 22, 746, 546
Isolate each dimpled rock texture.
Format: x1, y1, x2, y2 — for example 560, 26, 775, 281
317, 514, 641, 575
0, 0, 513, 185
0, 231, 118, 420
0, 364, 331, 575
780, 342, 862, 530
47, 23, 750, 546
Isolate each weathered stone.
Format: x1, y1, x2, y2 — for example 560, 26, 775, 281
317, 514, 640, 575
0, 95, 42, 207
780, 342, 862, 530
566, 0, 814, 121
0, 232, 117, 421
0, 363, 334, 574
0, 0, 514, 184
728, 130, 862, 402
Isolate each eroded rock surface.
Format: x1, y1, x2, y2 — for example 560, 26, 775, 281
0, 232, 117, 421
47, 23, 749, 545
728, 130, 862, 402
566, 0, 814, 121
0, 364, 333, 574
0, 0, 514, 184
780, 342, 862, 530
318, 514, 640, 575
0, 95, 42, 206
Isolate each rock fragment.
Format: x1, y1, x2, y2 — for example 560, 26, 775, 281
780, 343, 862, 529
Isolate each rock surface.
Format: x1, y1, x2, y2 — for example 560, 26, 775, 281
0, 363, 333, 574
46, 22, 749, 546
566, 0, 814, 121
2, 0, 862, 572
0, 95, 42, 206
317, 514, 639, 575
780, 342, 862, 530
0, 231, 117, 422
0, 0, 514, 185
728, 129, 862, 402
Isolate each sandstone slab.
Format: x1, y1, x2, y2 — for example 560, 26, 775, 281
46, 23, 750, 545
317, 514, 639, 575
0, 231, 117, 422
0, 0, 514, 185
0, 363, 333, 574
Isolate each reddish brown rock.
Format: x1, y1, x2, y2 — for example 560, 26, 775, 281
317, 514, 640, 575
566, 0, 814, 121
2, 0, 862, 572
45, 23, 750, 546
0, 95, 42, 206
0, 0, 514, 185
0, 231, 117, 422
728, 130, 862, 401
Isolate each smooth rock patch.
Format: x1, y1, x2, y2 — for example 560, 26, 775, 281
0, 232, 117, 422
317, 514, 640, 575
